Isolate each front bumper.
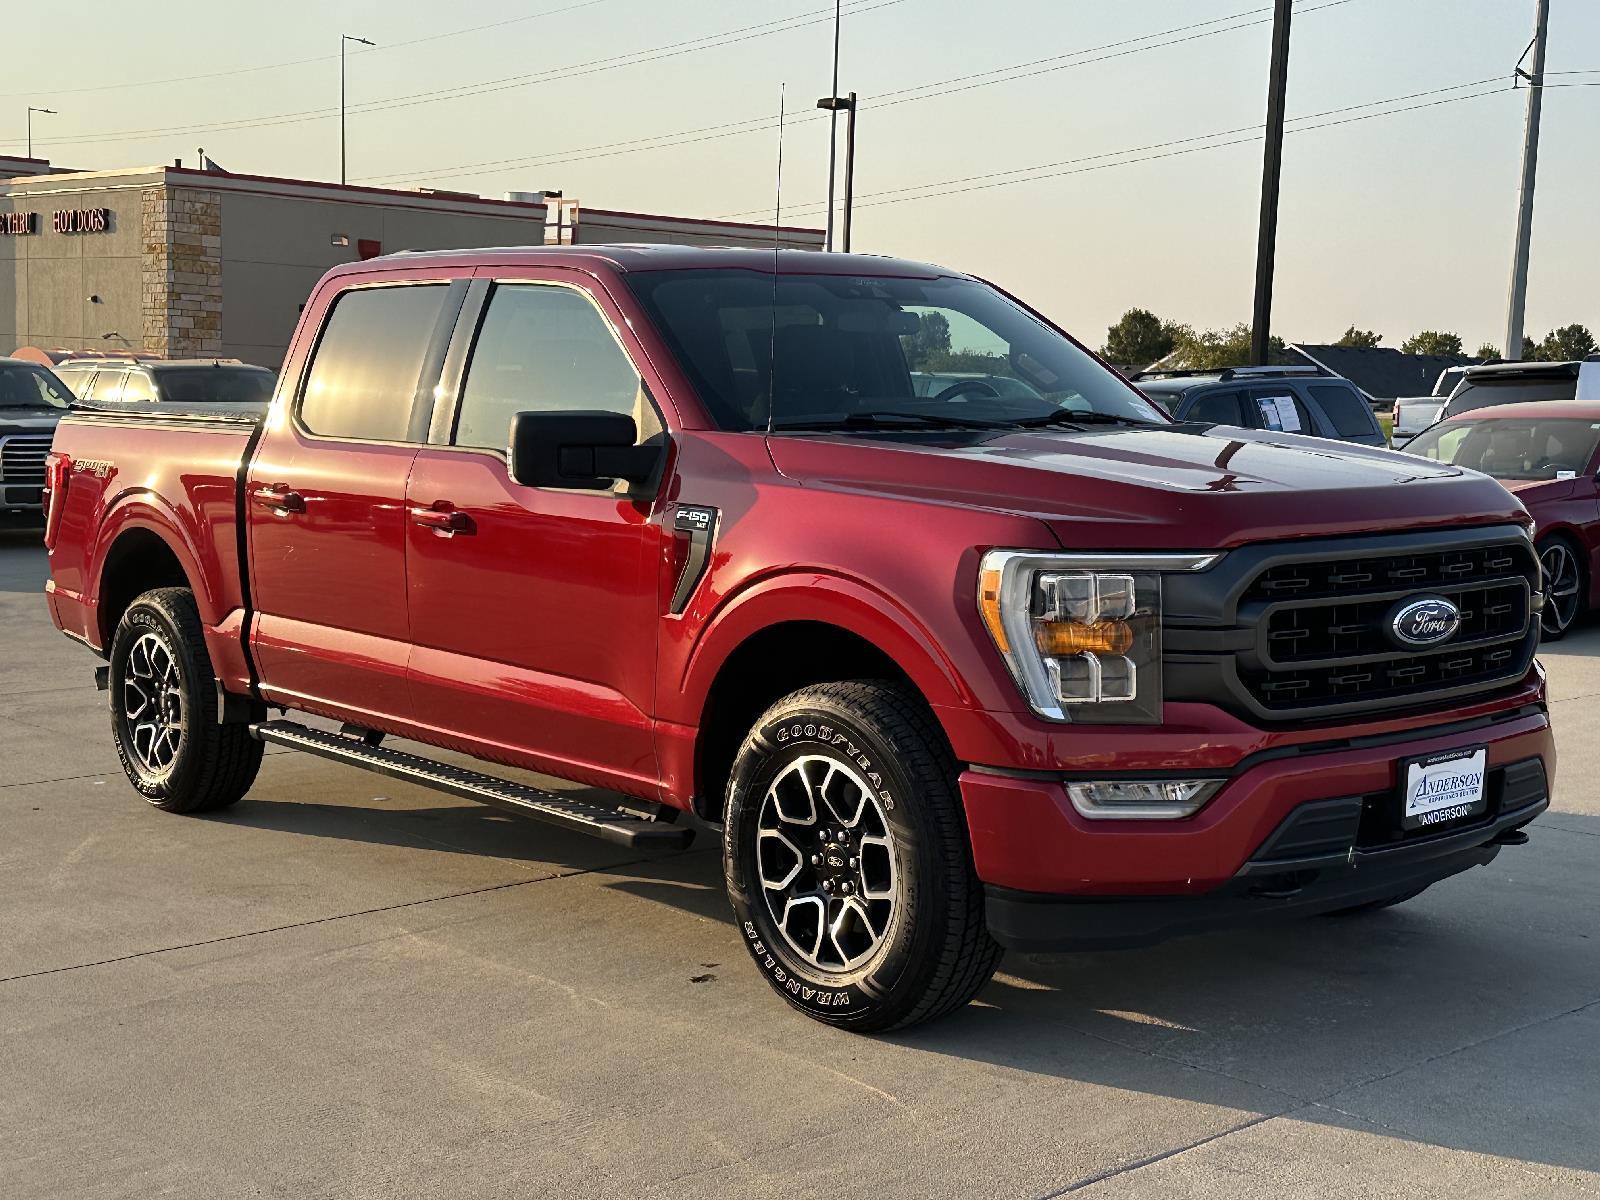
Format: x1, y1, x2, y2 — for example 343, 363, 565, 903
961, 704, 1554, 951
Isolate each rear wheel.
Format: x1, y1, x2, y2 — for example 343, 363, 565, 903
1537, 535, 1586, 640
109, 587, 262, 813
723, 680, 1002, 1032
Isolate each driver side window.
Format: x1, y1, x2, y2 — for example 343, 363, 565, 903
454, 284, 658, 452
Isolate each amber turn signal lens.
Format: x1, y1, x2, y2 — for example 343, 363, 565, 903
1035, 619, 1135, 657
979, 566, 1009, 653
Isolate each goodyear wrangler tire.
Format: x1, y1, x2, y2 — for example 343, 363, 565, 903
723, 680, 1002, 1031
109, 587, 263, 814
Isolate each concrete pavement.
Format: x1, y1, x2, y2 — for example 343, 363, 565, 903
2, 529, 1596, 1199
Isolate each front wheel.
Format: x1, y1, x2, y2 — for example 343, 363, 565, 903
1538, 536, 1586, 640
723, 680, 1002, 1032
109, 587, 263, 813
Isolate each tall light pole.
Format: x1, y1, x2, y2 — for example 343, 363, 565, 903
1504, 0, 1549, 361
1249, 0, 1292, 366
26, 107, 56, 159
340, 35, 375, 186
822, 0, 841, 250
817, 93, 857, 251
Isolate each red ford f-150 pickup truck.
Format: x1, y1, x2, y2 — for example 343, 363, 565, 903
42, 246, 1555, 1031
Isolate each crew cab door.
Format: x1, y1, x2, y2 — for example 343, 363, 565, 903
402, 276, 666, 797
247, 275, 463, 724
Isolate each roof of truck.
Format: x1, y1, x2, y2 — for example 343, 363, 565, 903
355, 244, 959, 278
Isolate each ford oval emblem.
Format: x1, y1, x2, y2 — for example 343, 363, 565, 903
1389, 596, 1461, 647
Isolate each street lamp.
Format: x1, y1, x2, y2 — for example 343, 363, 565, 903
816, 93, 857, 252
340, 35, 376, 186
26, 107, 56, 159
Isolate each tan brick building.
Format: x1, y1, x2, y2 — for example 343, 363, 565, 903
1, 156, 820, 368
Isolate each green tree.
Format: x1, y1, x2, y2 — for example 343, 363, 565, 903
1400, 330, 1464, 356
1102, 308, 1179, 366
1522, 335, 1539, 360
1169, 322, 1286, 370
1538, 324, 1597, 362
905, 311, 951, 366
1335, 326, 1383, 348
1474, 342, 1500, 360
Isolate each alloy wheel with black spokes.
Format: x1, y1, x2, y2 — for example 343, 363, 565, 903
121, 631, 186, 776
108, 587, 262, 813
756, 754, 900, 973
1538, 538, 1585, 640
724, 680, 1002, 1032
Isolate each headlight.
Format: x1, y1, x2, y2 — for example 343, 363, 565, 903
978, 550, 1219, 723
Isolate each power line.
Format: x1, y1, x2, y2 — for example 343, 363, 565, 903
732, 81, 1513, 220
3, 0, 901, 150
0, 1, 612, 100
358, 1, 1335, 188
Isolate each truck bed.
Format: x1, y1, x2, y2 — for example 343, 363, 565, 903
44, 402, 262, 692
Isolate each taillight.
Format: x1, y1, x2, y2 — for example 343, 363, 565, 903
42, 451, 70, 550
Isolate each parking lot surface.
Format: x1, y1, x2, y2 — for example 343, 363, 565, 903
2, 530, 1597, 1199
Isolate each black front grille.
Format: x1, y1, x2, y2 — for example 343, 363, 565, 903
1164, 526, 1541, 722
0, 434, 51, 485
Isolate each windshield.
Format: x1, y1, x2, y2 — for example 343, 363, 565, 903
155, 366, 276, 403
624, 269, 1166, 432
0, 363, 73, 411
1406, 416, 1600, 481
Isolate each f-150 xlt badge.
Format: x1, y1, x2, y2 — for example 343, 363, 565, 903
670, 505, 718, 614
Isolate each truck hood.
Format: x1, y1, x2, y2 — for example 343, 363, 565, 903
0, 411, 64, 434
766, 424, 1530, 549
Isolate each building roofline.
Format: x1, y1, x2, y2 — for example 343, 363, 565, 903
161, 165, 819, 235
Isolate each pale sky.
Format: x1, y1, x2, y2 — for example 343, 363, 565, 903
6, 0, 1596, 352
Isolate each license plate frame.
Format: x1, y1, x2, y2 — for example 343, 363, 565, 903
1399, 745, 1488, 832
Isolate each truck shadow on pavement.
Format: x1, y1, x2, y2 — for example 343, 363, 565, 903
224, 782, 1599, 1176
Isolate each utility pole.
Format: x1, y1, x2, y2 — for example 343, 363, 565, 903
1249, 0, 1292, 366
1504, 0, 1549, 360
340, 34, 376, 186
823, 0, 841, 250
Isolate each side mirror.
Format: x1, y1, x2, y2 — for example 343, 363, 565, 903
508, 410, 662, 491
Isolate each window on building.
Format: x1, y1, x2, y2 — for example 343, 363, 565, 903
453, 284, 652, 452
1183, 389, 1244, 425
299, 284, 447, 441
1309, 384, 1377, 438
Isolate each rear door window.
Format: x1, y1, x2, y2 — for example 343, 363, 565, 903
85, 370, 127, 402
120, 372, 157, 403
1308, 384, 1377, 438
299, 284, 448, 441
1182, 389, 1244, 425
1246, 388, 1314, 434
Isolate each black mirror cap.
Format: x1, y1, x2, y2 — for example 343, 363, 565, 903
508, 409, 663, 491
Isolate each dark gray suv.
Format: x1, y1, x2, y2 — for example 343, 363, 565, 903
1131, 366, 1386, 448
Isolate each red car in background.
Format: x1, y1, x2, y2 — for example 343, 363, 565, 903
1404, 401, 1600, 639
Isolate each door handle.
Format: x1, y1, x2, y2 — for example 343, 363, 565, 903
409, 504, 473, 535
251, 485, 305, 514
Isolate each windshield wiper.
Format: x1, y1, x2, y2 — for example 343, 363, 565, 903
772, 410, 1015, 432
1012, 410, 1161, 430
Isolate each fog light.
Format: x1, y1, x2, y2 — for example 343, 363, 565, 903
1065, 778, 1222, 821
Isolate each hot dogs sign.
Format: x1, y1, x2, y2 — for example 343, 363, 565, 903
0, 207, 112, 236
